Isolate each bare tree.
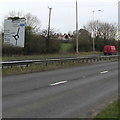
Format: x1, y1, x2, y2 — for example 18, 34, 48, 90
8, 11, 23, 18
84, 20, 117, 40
41, 29, 55, 37
25, 13, 41, 33
7, 11, 41, 33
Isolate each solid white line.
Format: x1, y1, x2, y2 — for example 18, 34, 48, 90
50, 81, 68, 86
100, 71, 108, 74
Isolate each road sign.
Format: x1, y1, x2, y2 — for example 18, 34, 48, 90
4, 18, 26, 47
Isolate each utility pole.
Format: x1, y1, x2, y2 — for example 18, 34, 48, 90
47, 7, 52, 52
76, 0, 79, 53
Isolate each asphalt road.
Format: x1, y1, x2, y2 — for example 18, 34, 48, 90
2, 62, 118, 118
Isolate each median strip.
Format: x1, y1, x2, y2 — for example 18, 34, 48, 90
50, 81, 68, 86
100, 71, 108, 74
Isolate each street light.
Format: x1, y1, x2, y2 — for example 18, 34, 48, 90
47, 7, 52, 52
76, 0, 79, 53
92, 10, 101, 51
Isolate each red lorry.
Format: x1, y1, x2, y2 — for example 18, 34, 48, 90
104, 45, 117, 55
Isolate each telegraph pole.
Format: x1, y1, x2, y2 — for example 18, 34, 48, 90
47, 7, 52, 52
76, 0, 79, 53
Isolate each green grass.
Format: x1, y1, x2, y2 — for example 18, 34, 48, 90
59, 43, 72, 53
2, 52, 102, 61
2, 52, 117, 76
94, 100, 119, 119
3, 60, 90, 76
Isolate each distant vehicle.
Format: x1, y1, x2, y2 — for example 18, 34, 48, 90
104, 45, 117, 55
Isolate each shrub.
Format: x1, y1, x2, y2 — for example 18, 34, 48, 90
2, 44, 23, 56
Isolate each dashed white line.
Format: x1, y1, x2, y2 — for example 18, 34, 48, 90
50, 81, 68, 86
100, 71, 108, 74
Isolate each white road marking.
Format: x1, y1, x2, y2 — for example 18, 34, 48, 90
50, 81, 68, 86
100, 71, 108, 74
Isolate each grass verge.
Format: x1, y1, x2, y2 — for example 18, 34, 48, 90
93, 100, 119, 119
2, 52, 102, 61
3, 61, 92, 76
3, 52, 116, 76
2, 60, 117, 76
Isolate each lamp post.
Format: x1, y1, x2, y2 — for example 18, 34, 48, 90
47, 7, 52, 52
92, 10, 101, 51
76, 0, 79, 53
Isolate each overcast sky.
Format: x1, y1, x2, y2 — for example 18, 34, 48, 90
0, 0, 119, 33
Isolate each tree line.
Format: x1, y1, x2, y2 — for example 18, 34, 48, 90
2, 12, 119, 56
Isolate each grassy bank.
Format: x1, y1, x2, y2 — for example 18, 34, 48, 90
3, 52, 117, 76
3, 60, 90, 76
94, 100, 119, 119
2, 52, 102, 61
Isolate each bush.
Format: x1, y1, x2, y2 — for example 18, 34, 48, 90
48, 39, 61, 53
2, 44, 23, 56
24, 26, 60, 54
71, 29, 92, 52
24, 34, 47, 54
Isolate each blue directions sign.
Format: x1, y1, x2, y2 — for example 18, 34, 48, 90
20, 24, 26, 27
